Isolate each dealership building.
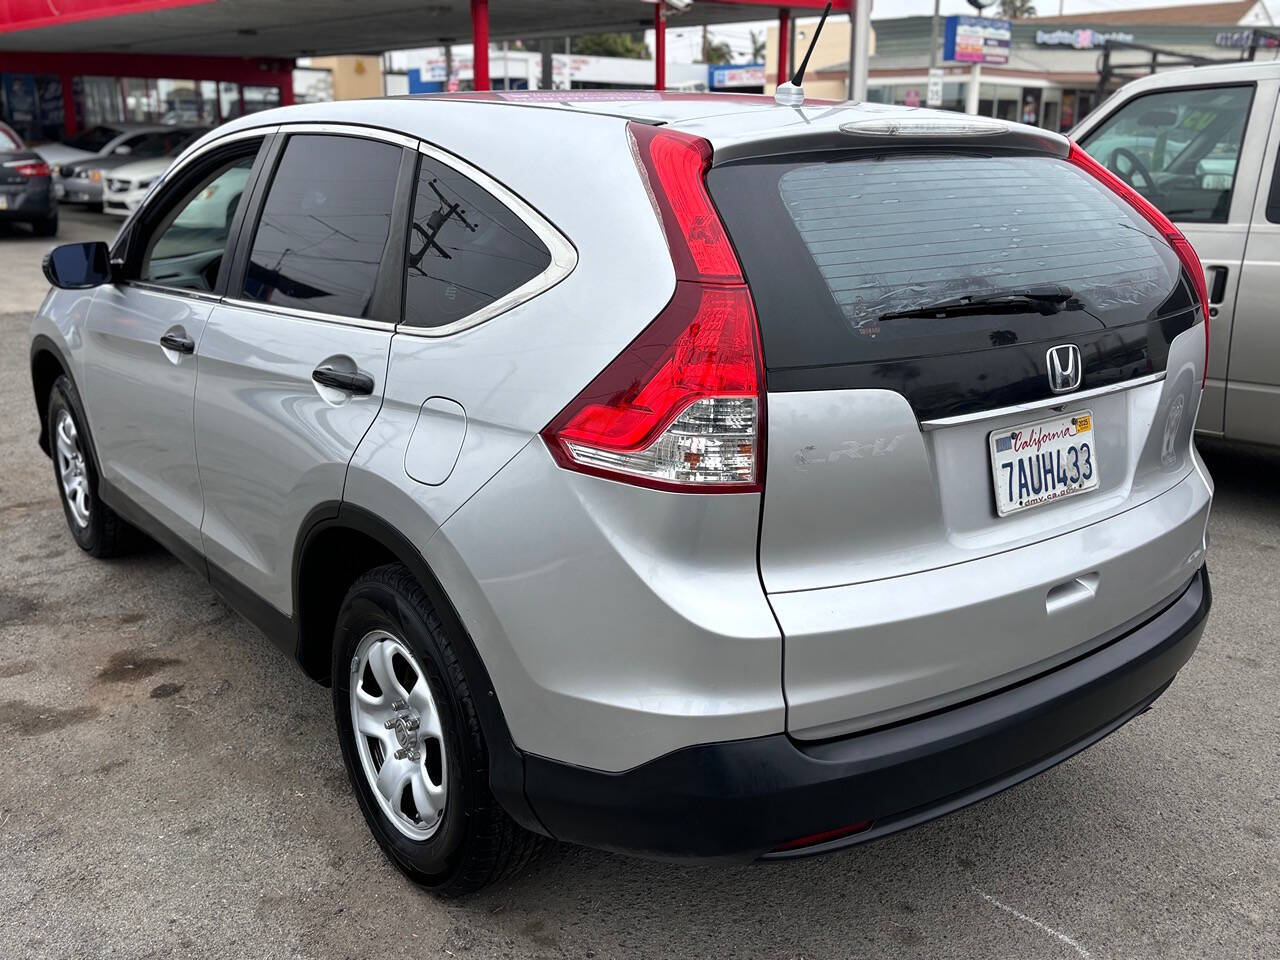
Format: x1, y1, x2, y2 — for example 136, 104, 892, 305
0, 0, 835, 145
779, 0, 1277, 131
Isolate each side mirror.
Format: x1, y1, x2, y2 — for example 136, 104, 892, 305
43, 242, 113, 289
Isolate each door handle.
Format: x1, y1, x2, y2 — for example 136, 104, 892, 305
312, 364, 375, 396
159, 331, 195, 354
1207, 266, 1228, 304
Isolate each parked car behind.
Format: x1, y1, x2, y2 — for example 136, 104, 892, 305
1074, 60, 1280, 449
61, 128, 204, 209
0, 121, 56, 236
103, 146, 246, 220
32, 122, 169, 203
29, 93, 1212, 895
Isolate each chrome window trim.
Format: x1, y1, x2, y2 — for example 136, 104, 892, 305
119, 280, 222, 304
394, 140, 578, 339
219, 297, 395, 331
918, 372, 1166, 430
273, 121, 420, 151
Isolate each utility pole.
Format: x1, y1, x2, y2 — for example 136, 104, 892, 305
539, 38, 553, 90
848, 0, 871, 101
928, 0, 940, 72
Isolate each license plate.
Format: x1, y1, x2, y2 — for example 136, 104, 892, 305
69, 192, 91, 202
0, 195, 7, 210
989, 410, 1098, 517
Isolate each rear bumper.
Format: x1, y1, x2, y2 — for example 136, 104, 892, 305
0, 182, 55, 220
521, 565, 1210, 861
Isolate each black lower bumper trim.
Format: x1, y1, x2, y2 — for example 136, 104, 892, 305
522, 565, 1211, 861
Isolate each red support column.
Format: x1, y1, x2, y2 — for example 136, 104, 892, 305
60, 72, 78, 138
777, 8, 790, 85
654, 2, 666, 91
472, 0, 491, 91
278, 62, 295, 106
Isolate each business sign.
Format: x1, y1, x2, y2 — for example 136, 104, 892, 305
710, 64, 766, 89
925, 67, 944, 107
943, 15, 1012, 65
1035, 29, 1134, 49
1216, 29, 1280, 48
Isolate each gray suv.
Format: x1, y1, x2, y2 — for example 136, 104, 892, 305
28, 94, 1213, 895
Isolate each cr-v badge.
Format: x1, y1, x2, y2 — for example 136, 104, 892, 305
1047, 344, 1083, 394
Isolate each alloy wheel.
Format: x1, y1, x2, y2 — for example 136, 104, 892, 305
349, 629, 448, 840
54, 409, 91, 528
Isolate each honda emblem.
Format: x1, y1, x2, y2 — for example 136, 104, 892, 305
1046, 344, 1083, 394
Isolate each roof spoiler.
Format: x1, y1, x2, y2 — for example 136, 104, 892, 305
704, 110, 1071, 165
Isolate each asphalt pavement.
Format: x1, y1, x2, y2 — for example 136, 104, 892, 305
0, 207, 1276, 960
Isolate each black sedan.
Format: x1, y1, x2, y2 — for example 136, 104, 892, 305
0, 122, 57, 237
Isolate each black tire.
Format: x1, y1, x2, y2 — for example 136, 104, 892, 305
46, 375, 131, 557
332, 563, 544, 896
31, 212, 58, 237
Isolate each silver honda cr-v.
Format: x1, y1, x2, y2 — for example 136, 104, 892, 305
28, 92, 1213, 895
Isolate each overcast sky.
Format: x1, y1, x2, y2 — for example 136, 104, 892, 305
658, 0, 1278, 62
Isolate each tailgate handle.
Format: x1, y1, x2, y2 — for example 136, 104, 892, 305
1046, 573, 1099, 615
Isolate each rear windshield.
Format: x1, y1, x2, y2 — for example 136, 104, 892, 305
709, 152, 1184, 369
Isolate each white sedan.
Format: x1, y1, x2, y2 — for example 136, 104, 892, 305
101, 156, 171, 217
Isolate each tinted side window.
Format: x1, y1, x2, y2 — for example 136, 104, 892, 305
1081, 85, 1253, 224
243, 135, 401, 318
403, 153, 552, 329
141, 154, 255, 293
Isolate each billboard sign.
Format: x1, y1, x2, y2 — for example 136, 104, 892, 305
943, 15, 1012, 65
710, 64, 766, 89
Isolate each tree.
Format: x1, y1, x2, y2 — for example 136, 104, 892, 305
998, 0, 1037, 17
571, 32, 650, 59
702, 40, 735, 65
749, 29, 767, 63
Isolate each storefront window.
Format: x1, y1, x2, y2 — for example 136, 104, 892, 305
122, 77, 157, 123
242, 85, 281, 114
219, 82, 242, 121
156, 78, 203, 125
1, 73, 66, 143
76, 76, 125, 128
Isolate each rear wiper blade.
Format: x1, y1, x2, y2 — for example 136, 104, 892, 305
877, 285, 1077, 322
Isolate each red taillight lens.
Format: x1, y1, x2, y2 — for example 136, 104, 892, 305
542, 125, 765, 493
628, 124, 743, 284
1067, 141, 1209, 388
7, 161, 51, 178
542, 283, 763, 492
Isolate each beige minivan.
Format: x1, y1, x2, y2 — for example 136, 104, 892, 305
1074, 59, 1280, 449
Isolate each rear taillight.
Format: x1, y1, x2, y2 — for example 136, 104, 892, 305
541, 125, 765, 493
1067, 142, 1209, 388
5, 160, 51, 178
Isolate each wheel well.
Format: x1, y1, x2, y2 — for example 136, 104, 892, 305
295, 524, 398, 685
30, 348, 67, 457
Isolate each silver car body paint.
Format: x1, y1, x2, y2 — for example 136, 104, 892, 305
29, 94, 1213, 777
